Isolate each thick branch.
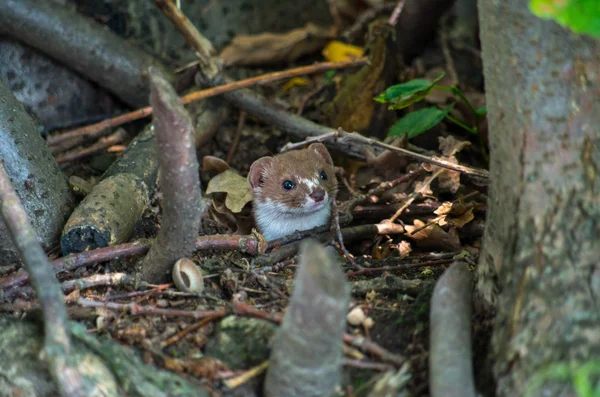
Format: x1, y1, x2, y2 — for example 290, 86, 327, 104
140, 69, 203, 283
0, 0, 174, 108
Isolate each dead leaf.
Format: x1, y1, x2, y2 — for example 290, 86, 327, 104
366, 290, 378, 302
438, 136, 471, 157
206, 170, 253, 213
219, 23, 333, 67
434, 202, 475, 228
433, 201, 453, 216
322, 40, 364, 62
395, 240, 412, 258
326, 21, 393, 132
405, 219, 461, 251
447, 207, 475, 227
202, 156, 230, 174
282, 77, 310, 91
438, 167, 462, 194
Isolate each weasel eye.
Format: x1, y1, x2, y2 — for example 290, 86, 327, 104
282, 180, 295, 190
319, 171, 328, 181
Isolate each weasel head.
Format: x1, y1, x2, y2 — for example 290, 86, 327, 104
248, 143, 338, 241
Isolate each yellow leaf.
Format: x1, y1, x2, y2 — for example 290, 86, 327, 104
322, 40, 364, 62
282, 77, 310, 91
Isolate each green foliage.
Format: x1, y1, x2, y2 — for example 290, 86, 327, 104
389, 105, 454, 139
376, 74, 484, 140
530, 0, 600, 38
525, 361, 600, 397
374, 73, 445, 110
323, 70, 336, 85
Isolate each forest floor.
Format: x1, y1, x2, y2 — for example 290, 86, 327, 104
0, 2, 495, 396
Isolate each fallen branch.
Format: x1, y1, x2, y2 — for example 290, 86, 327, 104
0, 0, 174, 108
283, 129, 489, 182
47, 58, 366, 148
0, 162, 92, 396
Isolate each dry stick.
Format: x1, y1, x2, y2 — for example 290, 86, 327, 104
224, 361, 270, 390
61, 272, 136, 294
343, 4, 396, 41
0, 163, 88, 396
343, 168, 422, 214
389, 168, 444, 222
226, 111, 246, 164
345, 258, 454, 278
77, 298, 228, 319
161, 315, 224, 349
283, 129, 490, 182
47, 58, 367, 149
1, 234, 264, 294
154, 0, 221, 81
388, 0, 407, 26
439, 27, 459, 87
55, 128, 128, 164
331, 200, 359, 269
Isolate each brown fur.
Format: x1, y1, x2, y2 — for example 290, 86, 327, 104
248, 143, 338, 209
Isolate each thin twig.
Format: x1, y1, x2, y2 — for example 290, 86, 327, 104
283, 129, 490, 182
345, 258, 454, 278
47, 58, 367, 148
332, 200, 360, 270
440, 26, 459, 86
388, 0, 407, 26
0, 162, 87, 394
55, 128, 128, 163
224, 361, 270, 389
226, 111, 246, 164
161, 315, 223, 348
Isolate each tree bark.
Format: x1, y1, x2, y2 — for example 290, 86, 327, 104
477, 0, 600, 396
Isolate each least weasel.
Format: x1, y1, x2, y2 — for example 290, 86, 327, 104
248, 143, 338, 241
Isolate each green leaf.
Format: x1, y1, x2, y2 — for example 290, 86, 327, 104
323, 70, 336, 85
374, 73, 445, 110
530, 0, 600, 38
475, 105, 487, 116
388, 105, 454, 139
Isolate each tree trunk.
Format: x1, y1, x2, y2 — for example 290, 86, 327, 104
477, 0, 600, 395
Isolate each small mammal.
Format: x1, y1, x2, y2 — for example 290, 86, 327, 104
248, 143, 338, 241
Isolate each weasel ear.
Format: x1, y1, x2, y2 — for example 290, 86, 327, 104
248, 157, 273, 189
309, 143, 333, 166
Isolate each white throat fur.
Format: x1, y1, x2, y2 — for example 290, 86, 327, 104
254, 197, 332, 241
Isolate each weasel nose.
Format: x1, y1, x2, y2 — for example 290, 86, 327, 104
310, 190, 325, 202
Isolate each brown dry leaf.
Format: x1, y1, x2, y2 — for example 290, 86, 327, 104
206, 170, 253, 213
219, 23, 333, 67
405, 219, 461, 251
395, 240, 412, 258
434, 202, 475, 228
413, 179, 434, 197
326, 21, 393, 132
433, 201, 454, 216
438, 136, 471, 157
421, 136, 473, 193
438, 166, 462, 194
202, 156, 230, 174
447, 207, 475, 227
